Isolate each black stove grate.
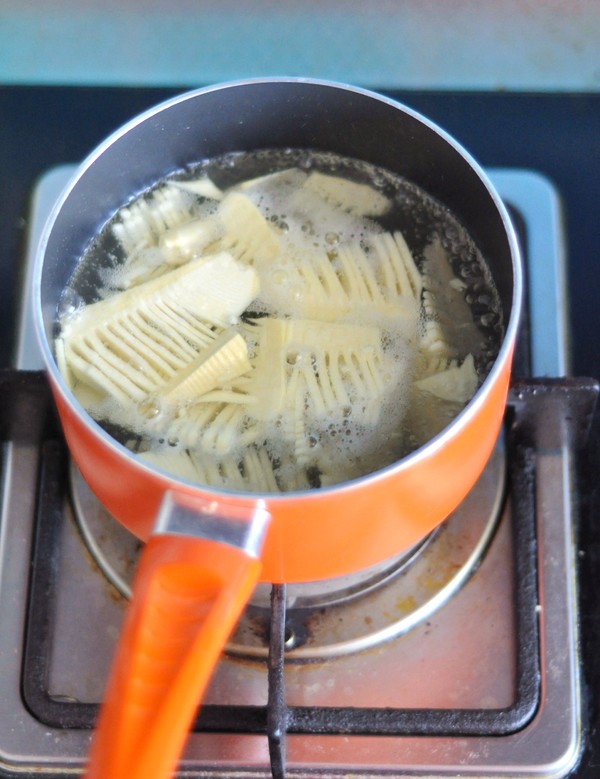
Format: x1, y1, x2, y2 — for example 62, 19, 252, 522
6, 369, 597, 779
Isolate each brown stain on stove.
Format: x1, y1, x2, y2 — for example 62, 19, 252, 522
70, 514, 130, 605
415, 556, 460, 593
394, 594, 417, 613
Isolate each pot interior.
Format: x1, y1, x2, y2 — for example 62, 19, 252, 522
37, 81, 518, 356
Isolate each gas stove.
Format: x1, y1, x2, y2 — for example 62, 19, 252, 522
0, 162, 593, 779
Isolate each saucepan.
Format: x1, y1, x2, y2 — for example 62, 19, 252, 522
33, 79, 522, 779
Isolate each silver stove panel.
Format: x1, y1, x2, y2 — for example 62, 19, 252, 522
0, 166, 579, 777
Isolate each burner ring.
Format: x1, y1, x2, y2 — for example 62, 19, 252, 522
70, 437, 506, 660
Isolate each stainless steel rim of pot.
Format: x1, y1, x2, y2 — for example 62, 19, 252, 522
33, 78, 523, 500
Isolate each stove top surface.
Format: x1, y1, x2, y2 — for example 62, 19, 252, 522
0, 87, 599, 779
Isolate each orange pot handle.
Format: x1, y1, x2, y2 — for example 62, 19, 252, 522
84, 492, 270, 779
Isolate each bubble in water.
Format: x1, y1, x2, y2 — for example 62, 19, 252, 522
272, 269, 288, 285
480, 312, 499, 328
298, 155, 314, 170
138, 398, 161, 419
58, 288, 84, 322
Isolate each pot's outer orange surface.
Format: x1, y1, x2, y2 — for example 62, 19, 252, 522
36, 79, 523, 584
50, 342, 513, 583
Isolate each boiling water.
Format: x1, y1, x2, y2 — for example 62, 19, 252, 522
57, 149, 503, 493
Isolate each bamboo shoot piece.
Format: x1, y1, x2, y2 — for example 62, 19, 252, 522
303, 170, 391, 217
59, 253, 259, 404
161, 331, 252, 403
414, 354, 478, 403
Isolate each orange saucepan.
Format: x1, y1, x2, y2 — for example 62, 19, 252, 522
33, 80, 522, 779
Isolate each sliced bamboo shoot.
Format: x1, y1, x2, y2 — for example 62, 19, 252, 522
369, 232, 423, 300
60, 253, 259, 404
237, 167, 307, 194
168, 177, 223, 200
251, 317, 385, 424
112, 185, 196, 255
153, 397, 259, 455
65, 253, 259, 336
414, 353, 478, 403
262, 233, 421, 328
217, 192, 280, 266
303, 171, 391, 217
139, 444, 279, 493
161, 331, 252, 403
191, 447, 280, 493
138, 448, 205, 482
114, 247, 171, 289
159, 216, 220, 263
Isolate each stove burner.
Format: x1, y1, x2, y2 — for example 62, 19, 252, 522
70, 438, 506, 660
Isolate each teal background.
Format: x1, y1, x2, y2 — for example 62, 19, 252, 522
0, 1, 598, 90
